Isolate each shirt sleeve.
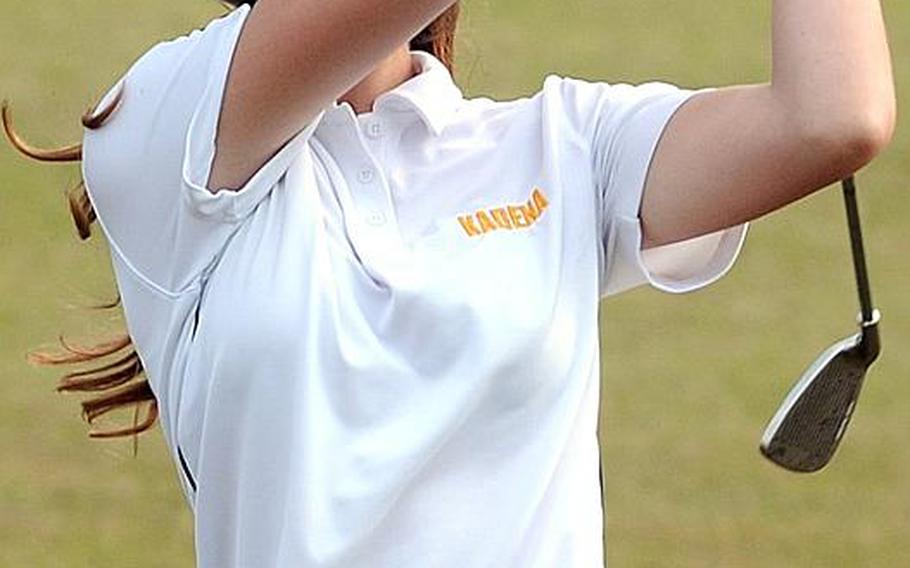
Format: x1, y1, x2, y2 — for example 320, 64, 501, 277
547, 76, 748, 297
81, 4, 324, 296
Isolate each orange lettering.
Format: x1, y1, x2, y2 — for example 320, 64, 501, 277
522, 200, 540, 224
456, 187, 550, 238
490, 208, 513, 229
508, 205, 529, 228
532, 187, 549, 212
476, 211, 497, 233
458, 215, 481, 237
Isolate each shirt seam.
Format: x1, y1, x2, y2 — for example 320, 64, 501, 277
80, 112, 205, 302
107, 238, 203, 300
81, 159, 202, 300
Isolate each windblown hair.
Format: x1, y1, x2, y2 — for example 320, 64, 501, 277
2, 1, 460, 443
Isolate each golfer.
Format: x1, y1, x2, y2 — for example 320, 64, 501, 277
4, 0, 895, 565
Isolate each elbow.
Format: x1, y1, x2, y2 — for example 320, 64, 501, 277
801, 101, 897, 177
845, 101, 896, 165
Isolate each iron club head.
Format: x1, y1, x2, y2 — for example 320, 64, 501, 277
759, 310, 881, 473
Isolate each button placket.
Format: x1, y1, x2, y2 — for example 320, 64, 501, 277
365, 211, 387, 226
357, 166, 375, 184
323, 109, 410, 277
355, 115, 400, 232
365, 120, 383, 140
354, 157, 394, 230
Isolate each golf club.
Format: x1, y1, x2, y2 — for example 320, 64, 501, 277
759, 176, 882, 473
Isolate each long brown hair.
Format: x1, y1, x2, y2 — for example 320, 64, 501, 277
2, 1, 460, 444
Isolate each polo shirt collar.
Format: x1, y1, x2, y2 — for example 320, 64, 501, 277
327, 50, 463, 137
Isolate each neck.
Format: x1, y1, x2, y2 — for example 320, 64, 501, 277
339, 46, 418, 115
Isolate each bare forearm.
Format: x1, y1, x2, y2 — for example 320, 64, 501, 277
771, 0, 896, 145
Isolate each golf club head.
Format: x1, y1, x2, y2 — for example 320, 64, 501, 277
760, 311, 881, 473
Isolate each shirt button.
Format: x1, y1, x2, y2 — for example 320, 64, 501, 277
357, 167, 375, 184
366, 122, 383, 139
365, 211, 386, 226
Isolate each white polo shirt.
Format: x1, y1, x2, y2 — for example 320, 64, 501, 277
82, 5, 747, 567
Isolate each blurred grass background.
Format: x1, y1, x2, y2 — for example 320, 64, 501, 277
1, 0, 907, 566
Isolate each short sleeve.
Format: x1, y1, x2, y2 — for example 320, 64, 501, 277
81, 5, 323, 296
545, 76, 747, 297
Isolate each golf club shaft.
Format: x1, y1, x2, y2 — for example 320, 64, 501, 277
842, 177, 875, 323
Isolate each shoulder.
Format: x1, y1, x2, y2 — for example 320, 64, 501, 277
78, 7, 260, 294
451, 74, 632, 127
446, 74, 614, 146
448, 74, 691, 142
82, 7, 251, 188
122, 6, 250, 86
453, 74, 579, 114
538, 73, 689, 119
84, 7, 250, 145
448, 75, 574, 130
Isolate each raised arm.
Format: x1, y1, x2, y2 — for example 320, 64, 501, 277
208, 0, 458, 192
639, 0, 896, 249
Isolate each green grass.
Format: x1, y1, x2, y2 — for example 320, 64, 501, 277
2, 0, 908, 566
